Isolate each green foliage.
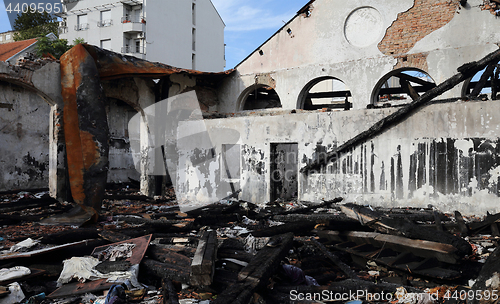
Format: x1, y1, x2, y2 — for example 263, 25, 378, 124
72, 38, 86, 45
35, 37, 70, 59
13, 11, 59, 41
35, 37, 86, 59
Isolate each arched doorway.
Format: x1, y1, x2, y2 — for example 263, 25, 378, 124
371, 68, 436, 107
297, 77, 352, 110
238, 84, 282, 111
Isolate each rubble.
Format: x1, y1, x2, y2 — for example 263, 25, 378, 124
1, 186, 500, 304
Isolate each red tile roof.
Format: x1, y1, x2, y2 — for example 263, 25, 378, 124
0, 38, 38, 62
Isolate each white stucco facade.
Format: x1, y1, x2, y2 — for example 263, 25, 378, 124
58, 0, 225, 71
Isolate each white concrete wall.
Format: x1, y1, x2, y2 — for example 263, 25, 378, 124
144, 0, 191, 68
0, 82, 51, 191
60, 0, 225, 70
194, 0, 226, 71
178, 99, 500, 215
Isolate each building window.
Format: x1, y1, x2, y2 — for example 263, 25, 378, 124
135, 40, 141, 53
76, 14, 89, 31
192, 3, 196, 25
99, 10, 112, 27
5, 34, 11, 40
192, 28, 196, 51
0, 36, 3, 42
222, 144, 241, 179
100, 39, 111, 50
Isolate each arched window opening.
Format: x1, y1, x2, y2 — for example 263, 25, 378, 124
298, 77, 352, 110
371, 69, 436, 107
462, 65, 500, 100
241, 85, 282, 111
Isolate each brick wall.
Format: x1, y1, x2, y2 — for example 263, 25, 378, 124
378, 0, 459, 56
394, 53, 429, 72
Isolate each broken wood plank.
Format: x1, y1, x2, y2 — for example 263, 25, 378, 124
238, 233, 294, 285
250, 221, 316, 237
98, 230, 132, 243
454, 211, 469, 236
301, 48, 500, 173
317, 230, 460, 264
469, 212, 500, 231
340, 204, 472, 257
148, 244, 192, 267
310, 238, 360, 280
40, 228, 99, 245
141, 259, 191, 284
468, 63, 497, 97
191, 230, 217, 286
162, 279, 180, 304
434, 211, 443, 231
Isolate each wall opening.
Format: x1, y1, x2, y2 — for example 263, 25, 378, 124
106, 98, 140, 184
371, 68, 436, 107
270, 143, 298, 201
297, 76, 352, 110
238, 84, 282, 111
462, 65, 500, 100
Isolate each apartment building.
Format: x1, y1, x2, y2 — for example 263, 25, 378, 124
0, 31, 16, 44
58, 0, 225, 71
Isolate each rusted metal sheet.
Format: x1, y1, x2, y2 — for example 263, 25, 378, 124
60, 44, 109, 222
82, 44, 234, 80
91, 234, 152, 265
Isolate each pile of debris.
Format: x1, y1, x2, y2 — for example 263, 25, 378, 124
1, 186, 500, 304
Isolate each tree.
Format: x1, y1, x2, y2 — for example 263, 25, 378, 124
13, 10, 59, 41
36, 38, 86, 59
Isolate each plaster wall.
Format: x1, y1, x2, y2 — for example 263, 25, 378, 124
0, 82, 50, 191
177, 99, 500, 215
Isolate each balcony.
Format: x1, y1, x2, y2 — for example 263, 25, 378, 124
121, 45, 145, 55
75, 23, 89, 31
121, 16, 146, 33
98, 19, 113, 27
58, 26, 68, 34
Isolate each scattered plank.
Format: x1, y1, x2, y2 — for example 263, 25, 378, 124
340, 204, 472, 257
141, 259, 191, 284
454, 211, 469, 236
310, 238, 360, 280
317, 230, 460, 264
191, 230, 217, 286
162, 279, 180, 304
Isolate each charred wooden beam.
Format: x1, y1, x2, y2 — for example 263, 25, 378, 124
395, 72, 437, 87
191, 230, 217, 286
468, 63, 497, 98
214, 233, 293, 304
316, 230, 460, 264
40, 228, 99, 245
310, 238, 360, 280
250, 221, 316, 237
340, 204, 472, 257
148, 245, 192, 267
141, 259, 191, 284
301, 48, 500, 174
454, 211, 469, 236
399, 78, 420, 101
238, 233, 294, 285
162, 279, 180, 304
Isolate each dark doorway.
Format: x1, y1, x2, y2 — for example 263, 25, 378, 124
270, 143, 298, 201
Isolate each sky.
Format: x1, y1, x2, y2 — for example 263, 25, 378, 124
0, 0, 307, 69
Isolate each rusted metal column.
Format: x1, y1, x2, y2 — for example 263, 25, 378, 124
60, 44, 109, 222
